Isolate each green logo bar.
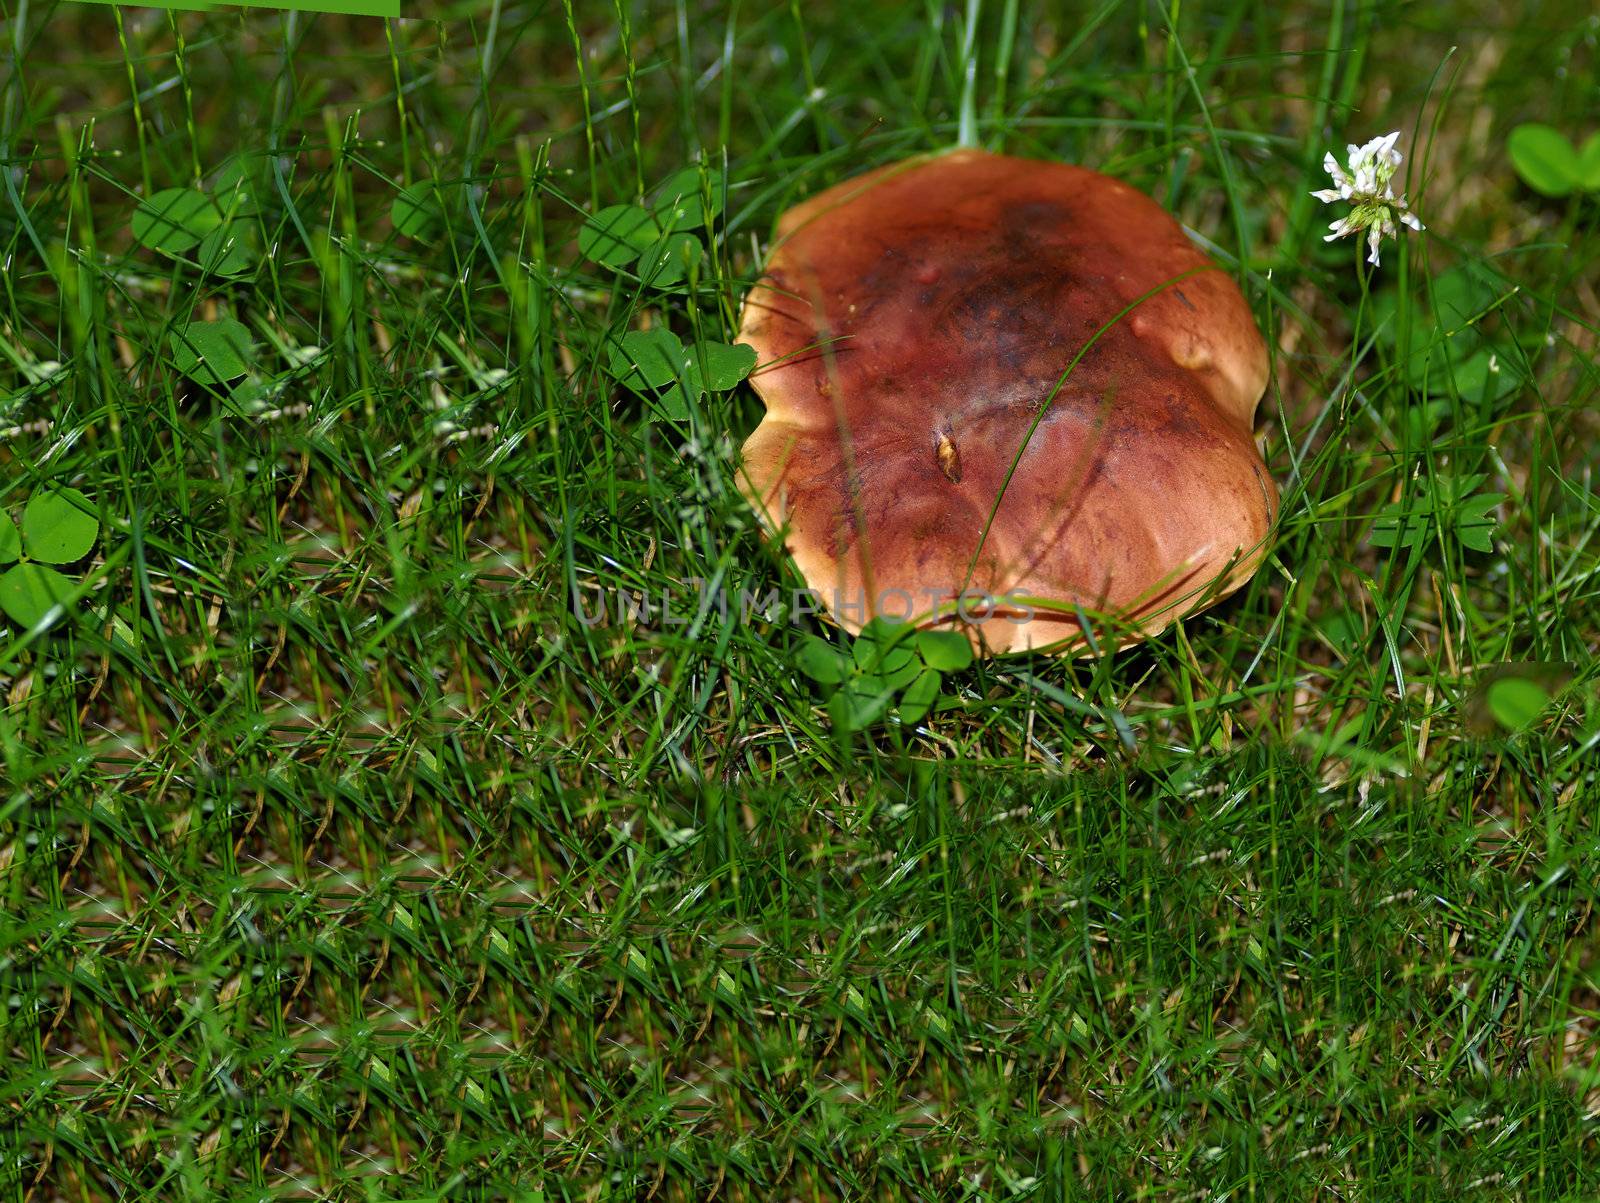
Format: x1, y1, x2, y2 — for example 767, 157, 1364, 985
70, 0, 399, 13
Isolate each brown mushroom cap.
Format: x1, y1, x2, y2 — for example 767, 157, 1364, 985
737, 148, 1276, 655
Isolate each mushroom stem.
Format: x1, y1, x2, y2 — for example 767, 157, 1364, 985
957, 0, 983, 149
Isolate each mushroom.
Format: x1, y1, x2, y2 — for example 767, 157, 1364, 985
737, 148, 1277, 655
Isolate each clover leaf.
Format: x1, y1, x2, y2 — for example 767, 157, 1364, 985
196, 222, 257, 278
170, 318, 255, 385
694, 341, 758, 391
0, 563, 78, 630
916, 628, 974, 672
0, 487, 100, 631
609, 330, 758, 421
580, 204, 661, 268
832, 675, 897, 730
1508, 125, 1583, 198
1486, 676, 1551, 733
22, 488, 98, 563
854, 616, 917, 672
1583, 134, 1600, 192
637, 232, 703, 288
130, 183, 259, 277
583, 170, 728, 288
651, 167, 723, 230
796, 636, 850, 685
1452, 491, 1505, 553
392, 180, 448, 243
793, 617, 976, 732
610, 328, 689, 390
1368, 474, 1505, 555
209, 155, 263, 220
132, 187, 221, 255
0, 512, 19, 563
897, 668, 943, 723
1508, 125, 1600, 198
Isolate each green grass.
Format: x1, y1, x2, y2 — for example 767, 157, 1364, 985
2, 0, 1599, 1198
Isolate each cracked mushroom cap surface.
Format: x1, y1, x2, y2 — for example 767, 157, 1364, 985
737, 147, 1277, 655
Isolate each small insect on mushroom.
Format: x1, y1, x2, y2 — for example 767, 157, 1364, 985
737, 148, 1277, 657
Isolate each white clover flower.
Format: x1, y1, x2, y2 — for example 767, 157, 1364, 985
1312, 131, 1425, 267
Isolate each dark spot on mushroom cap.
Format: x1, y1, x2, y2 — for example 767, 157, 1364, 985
1001, 199, 1072, 243
1157, 391, 1210, 443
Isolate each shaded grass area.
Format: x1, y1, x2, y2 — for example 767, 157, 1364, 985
2, 0, 1599, 1197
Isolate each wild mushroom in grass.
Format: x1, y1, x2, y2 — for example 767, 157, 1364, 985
737, 148, 1277, 656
